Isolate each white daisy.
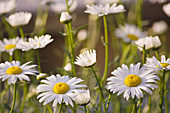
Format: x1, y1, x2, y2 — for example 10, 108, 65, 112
145, 55, 170, 71
0, 37, 24, 55
60, 12, 72, 24
106, 63, 159, 100
135, 36, 161, 51
20, 34, 53, 51
115, 24, 146, 43
74, 89, 90, 106
149, 0, 167, 4
84, 3, 125, 16
0, 61, 38, 85
37, 74, 87, 107
163, 3, 170, 17
152, 21, 168, 34
75, 49, 96, 68
0, 0, 16, 15
6, 12, 32, 27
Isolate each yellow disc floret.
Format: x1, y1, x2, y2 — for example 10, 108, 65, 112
124, 74, 141, 87
6, 66, 23, 75
160, 63, 170, 68
53, 82, 70, 94
5, 44, 16, 50
127, 34, 138, 41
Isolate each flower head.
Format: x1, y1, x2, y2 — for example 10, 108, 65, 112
36, 73, 48, 80
75, 49, 96, 68
163, 3, 170, 17
20, 34, 53, 51
0, 0, 16, 15
37, 74, 87, 107
0, 61, 38, 85
135, 36, 161, 51
106, 63, 159, 100
115, 24, 146, 43
60, 12, 72, 24
64, 63, 72, 71
84, 3, 125, 16
0, 37, 24, 55
74, 89, 90, 106
6, 12, 32, 27
145, 55, 170, 71
149, 0, 167, 4
152, 21, 168, 34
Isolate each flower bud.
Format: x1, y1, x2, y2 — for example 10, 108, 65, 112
60, 12, 72, 24
36, 73, 48, 80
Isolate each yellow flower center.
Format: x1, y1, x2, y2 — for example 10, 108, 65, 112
124, 74, 141, 87
157, 63, 170, 68
53, 82, 70, 94
5, 44, 16, 50
6, 66, 23, 75
127, 34, 138, 41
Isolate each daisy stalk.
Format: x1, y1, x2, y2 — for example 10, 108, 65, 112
132, 98, 137, 113
101, 15, 109, 84
91, 66, 106, 112
36, 50, 41, 73
19, 27, 24, 39
58, 102, 63, 113
9, 83, 17, 113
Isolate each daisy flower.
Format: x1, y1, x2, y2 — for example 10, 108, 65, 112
152, 21, 168, 35
0, 0, 16, 15
149, 0, 167, 4
74, 89, 90, 106
115, 24, 146, 43
0, 61, 38, 85
75, 49, 96, 68
135, 36, 161, 51
106, 63, 159, 100
6, 12, 32, 27
20, 34, 53, 51
0, 37, 24, 55
37, 74, 87, 107
145, 55, 170, 71
163, 3, 170, 17
84, 3, 125, 16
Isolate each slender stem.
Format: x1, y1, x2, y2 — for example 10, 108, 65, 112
142, 45, 146, 64
10, 83, 17, 113
159, 69, 166, 113
44, 106, 47, 113
132, 98, 137, 113
106, 93, 112, 111
84, 105, 87, 113
155, 50, 159, 60
87, 105, 91, 113
147, 96, 151, 113
19, 27, 25, 39
58, 103, 63, 113
65, 0, 70, 13
9, 55, 13, 62
137, 0, 143, 29
36, 50, 42, 73
165, 84, 168, 113
20, 84, 28, 112
47, 105, 53, 113
101, 15, 109, 84
91, 66, 106, 112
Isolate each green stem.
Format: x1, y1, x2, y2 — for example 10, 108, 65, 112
101, 15, 109, 84
20, 84, 28, 113
36, 50, 42, 73
159, 69, 166, 113
47, 105, 53, 113
165, 85, 168, 113
84, 105, 87, 113
91, 66, 106, 112
9, 55, 13, 62
19, 27, 25, 39
10, 83, 17, 113
155, 50, 159, 60
132, 98, 137, 113
106, 93, 112, 111
65, 0, 70, 13
44, 106, 47, 113
137, 0, 143, 29
142, 45, 146, 63
147, 96, 151, 113
58, 103, 63, 113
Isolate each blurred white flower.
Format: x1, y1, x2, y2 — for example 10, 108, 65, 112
106, 63, 159, 100
145, 55, 170, 71
84, 3, 125, 16
64, 63, 72, 71
6, 12, 32, 27
84, 0, 95, 5
135, 36, 161, 51
0, 37, 24, 55
20, 34, 53, 51
0, 61, 37, 85
37, 74, 87, 107
115, 24, 146, 43
149, 0, 167, 4
0, 0, 16, 15
152, 21, 168, 34
75, 49, 96, 68
74, 89, 90, 106
36, 73, 48, 80
98, 0, 120, 4
50, 0, 78, 13
77, 29, 87, 41
163, 3, 170, 17
60, 12, 72, 24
